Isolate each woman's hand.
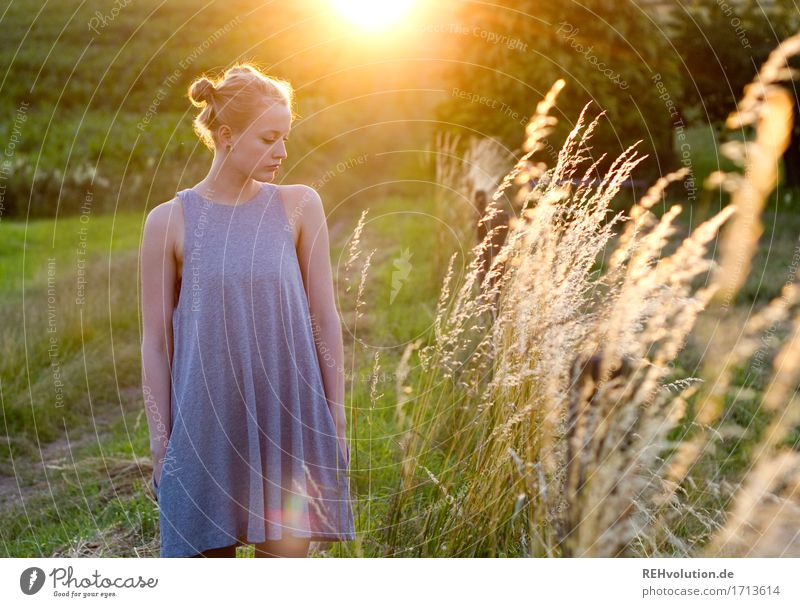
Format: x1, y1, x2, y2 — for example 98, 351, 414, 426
152, 446, 167, 487
336, 432, 350, 468
327, 399, 350, 467
331, 411, 350, 467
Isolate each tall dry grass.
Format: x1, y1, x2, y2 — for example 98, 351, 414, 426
693, 32, 800, 557
383, 34, 800, 557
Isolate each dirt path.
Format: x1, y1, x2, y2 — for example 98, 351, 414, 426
0, 386, 141, 517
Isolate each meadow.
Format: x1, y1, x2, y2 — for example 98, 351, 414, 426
2, 0, 800, 558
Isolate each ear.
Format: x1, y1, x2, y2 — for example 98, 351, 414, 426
217, 124, 233, 148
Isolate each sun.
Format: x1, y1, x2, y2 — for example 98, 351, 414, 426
330, 0, 415, 30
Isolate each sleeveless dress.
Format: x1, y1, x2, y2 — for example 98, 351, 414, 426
152, 182, 355, 557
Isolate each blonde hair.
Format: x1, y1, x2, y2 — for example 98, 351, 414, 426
188, 63, 294, 151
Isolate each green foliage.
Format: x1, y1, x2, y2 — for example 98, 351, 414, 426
667, 0, 800, 125
435, 0, 678, 177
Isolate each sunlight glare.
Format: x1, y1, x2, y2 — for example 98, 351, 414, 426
330, 0, 415, 30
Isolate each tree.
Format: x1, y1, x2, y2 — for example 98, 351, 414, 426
668, 0, 800, 187
436, 0, 679, 181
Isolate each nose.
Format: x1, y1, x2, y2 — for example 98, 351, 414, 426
273, 140, 287, 160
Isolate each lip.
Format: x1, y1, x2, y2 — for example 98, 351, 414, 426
265, 164, 280, 170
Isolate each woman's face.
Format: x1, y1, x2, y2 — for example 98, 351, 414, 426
222, 101, 292, 182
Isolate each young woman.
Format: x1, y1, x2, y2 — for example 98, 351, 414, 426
139, 63, 355, 558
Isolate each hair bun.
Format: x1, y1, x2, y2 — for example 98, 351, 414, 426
190, 77, 216, 106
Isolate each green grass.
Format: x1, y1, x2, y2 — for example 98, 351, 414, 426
0, 210, 144, 469
1, 405, 160, 557
0, 211, 144, 295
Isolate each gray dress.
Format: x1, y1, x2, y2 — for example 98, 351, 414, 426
153, 182, 355, 557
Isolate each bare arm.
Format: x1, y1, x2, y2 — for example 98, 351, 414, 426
140, 200, 179, 484
291, 185, 349, 465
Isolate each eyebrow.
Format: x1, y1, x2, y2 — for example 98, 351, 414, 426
259, 129, 289, 136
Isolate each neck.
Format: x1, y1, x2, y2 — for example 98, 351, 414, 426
196, 156, 261, 203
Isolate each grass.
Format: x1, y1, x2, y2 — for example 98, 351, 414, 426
0, 210, 144, 465
0, 212, 144, 295
1, 405, 160, 557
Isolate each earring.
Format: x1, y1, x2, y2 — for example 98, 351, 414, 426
226, 144, 233, 152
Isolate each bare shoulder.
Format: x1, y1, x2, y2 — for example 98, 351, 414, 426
145, 196, 183, 230
142, 196, 184, 261
274, 184, 325, 244
275, 184, 322, 209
